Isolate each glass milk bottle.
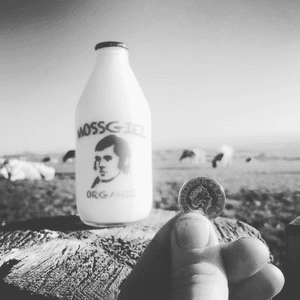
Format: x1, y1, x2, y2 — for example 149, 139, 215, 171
75, 41, 152, 227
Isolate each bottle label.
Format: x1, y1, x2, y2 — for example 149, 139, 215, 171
77, 121, 145, 140
76, 120, 150, 202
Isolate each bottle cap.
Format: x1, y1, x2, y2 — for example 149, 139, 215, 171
178, 176, 226, 219
95, 41, 128, 51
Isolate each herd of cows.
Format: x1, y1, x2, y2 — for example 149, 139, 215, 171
0, 145, 246, 182
0, 150, 76, 182
0, 158, 56, 181
179, 144, 235, 168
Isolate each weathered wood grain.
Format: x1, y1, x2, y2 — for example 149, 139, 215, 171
0, 209, 269, 299
280, 216, 300, 300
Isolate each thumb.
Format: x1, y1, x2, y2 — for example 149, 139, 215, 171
170, 213, 228, 300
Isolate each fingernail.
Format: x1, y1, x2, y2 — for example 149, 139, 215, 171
175, 213, 210, 250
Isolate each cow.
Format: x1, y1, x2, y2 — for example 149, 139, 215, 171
212, 153, 224, 168
0, 158, 55, 181
212, 145, 234, 168
33, 162, 56, 180
179, 148, 206, 165
42, 156, 59, 164
63, 150, 75, 163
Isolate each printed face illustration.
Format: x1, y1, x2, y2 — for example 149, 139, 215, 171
94, 145, 120, 181
91, 134, 131, 188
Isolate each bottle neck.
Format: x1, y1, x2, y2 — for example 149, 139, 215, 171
95, 47, 129, 67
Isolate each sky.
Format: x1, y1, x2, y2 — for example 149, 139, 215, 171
1, 0, 300, 155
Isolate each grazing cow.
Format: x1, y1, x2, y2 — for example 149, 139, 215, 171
212, 145, 234, 168
212, 153, 224, 168
246, 157, 252, 163
63, 150, 75, 163
42, 156, 59, 164
34, 163, 56, 180
0, 158, 55, 181
179, 148, 206, 165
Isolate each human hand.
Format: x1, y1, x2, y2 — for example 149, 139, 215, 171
117, 212, 284, 300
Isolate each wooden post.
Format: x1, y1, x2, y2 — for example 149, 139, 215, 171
282, 216, 300, 299
0, 209, 274, 299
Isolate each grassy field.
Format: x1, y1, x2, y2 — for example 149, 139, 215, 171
0, 143, 300, 277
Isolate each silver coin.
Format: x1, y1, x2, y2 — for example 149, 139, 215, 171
178, 177, 226, 219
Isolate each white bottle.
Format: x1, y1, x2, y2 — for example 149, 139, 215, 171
75, 41, 152, 227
